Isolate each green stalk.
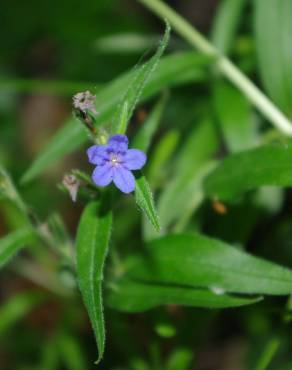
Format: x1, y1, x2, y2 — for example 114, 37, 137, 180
253, 338, 280, 370
137, 0, 292, 135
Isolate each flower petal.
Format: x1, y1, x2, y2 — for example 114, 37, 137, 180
108, 134, 128, 153
87, 145, 108, 165
92, 164, 113, 187
113, 166, 135, 194
124, 149, 147, 170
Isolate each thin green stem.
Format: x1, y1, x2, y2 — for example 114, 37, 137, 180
253, 338, 280, 370
137, 0, 292, 135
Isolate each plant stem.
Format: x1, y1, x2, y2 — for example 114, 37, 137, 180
253, 337, 280, 370
137, 0, 292, 136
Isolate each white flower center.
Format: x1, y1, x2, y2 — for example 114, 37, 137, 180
109, 154, 121, 166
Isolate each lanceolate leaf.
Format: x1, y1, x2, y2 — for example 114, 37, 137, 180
107, 278, 262, 312
132, 92, 167, 152
254, 0, 292, 115
76, 198, 112, 363
0, 291, 45, 335
58, 332, 88, 370
130, 233, 292, 295
0, 165, 28, 214
112, 23, 170, 134
21, 122, 87, 184
0, 227, 37, 268
22, 52, 210, 184
204, 143, 292, 202
158, 119, 218, 229
135, 172, 160, 232
213, 81, 256, 152
211, 0, 247, 55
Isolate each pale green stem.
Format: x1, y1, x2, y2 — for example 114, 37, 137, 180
138, 0, 292, 136
253, 337, 280, 370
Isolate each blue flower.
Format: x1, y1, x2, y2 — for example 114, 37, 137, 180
87, 134, 147, 194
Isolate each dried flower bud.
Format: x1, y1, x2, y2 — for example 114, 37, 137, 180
72, 90, 97, 115
62, 174, 81, 202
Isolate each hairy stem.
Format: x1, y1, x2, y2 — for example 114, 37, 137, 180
138, 0, 292, 135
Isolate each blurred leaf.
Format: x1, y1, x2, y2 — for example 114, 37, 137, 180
58, 332, 88, 370
204, 143, 292, 202
21, 122, 87, 184
0, 165, 27, 214
112, 23, 170, 134
254, 0, 292, 115
155, 323, 176, 338
0, 227, 37, 268
115, 101, 129, 135
0, 291, 44, 335
135, 173, 160, 232
158, 119, 218, 228
0, 77, 98, 95
38, 338, 60, 370
143, 130, 180, 241
131, 358, 151, 370
211, 0, 247, 54
130, 233, 292, 295
132, 92, 167, 152
253, 337, 280, 370
95, 33, 163, 54
22, 52, 210, 183
107, 278, 262, 312
173, 161, 216, 232
76, 198, 112, 363
166, 348, 193, 370
147, 130, 180, 185
213, 81, 257, 152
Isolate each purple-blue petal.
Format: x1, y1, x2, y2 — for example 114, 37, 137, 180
87, 145, 109, 165
124, 149, 147, 170
92, 163, 113, 187
108, 134, 128, 153
113, 166, 135, 193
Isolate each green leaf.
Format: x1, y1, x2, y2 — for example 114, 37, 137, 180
147, 130, 180, 185
135, 172, 160, 232
158, 119, 218, 229
129, 233, 292, 295
204, 143, 292, 202
0, 291, 44, 335
22, 51, 210, 183
58, 332, 88, 370
111, 23, 170, 134
40, 337, 60, 370
166, 349, 193, 370
95, 32, 162, 54
0, 227, 37, 268
0, 77, 98, 96
21, 122, 87, 184
76, 198, 112, 363
172, 162, 216, 233
254, 0, 292, 115
0, 165, 28, 214
132, 92, 167, 152
211, 0, 247, 54
155, 323, 176, 338
115, 101, 129, 135
213, 81, 257, 152
107, 278, 261, 312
